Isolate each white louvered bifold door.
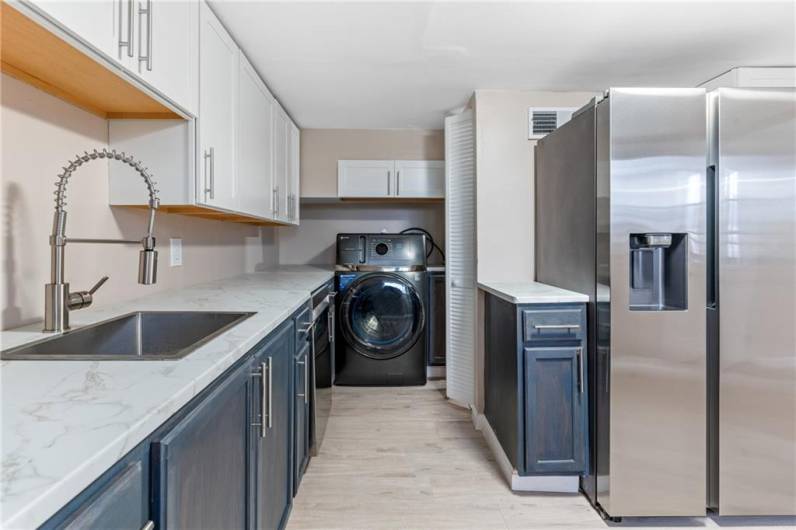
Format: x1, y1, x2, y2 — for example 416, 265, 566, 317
444, 109, 476, 407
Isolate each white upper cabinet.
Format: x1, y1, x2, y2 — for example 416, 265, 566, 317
26, 0, 198, 116
394, 160, 445, 198
237, 52, 275, 219
273, 107, 290, 222
28, 1, 116, 59
338, 160, 444, 199
197, 1, 237, 211
288, 122, 301, 224
134, 0, 199, 116
106, 0, 300, 224
338, 160, 394, 198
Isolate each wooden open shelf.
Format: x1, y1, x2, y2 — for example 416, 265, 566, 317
121, 205, 292, 227
0, 2, 179, 119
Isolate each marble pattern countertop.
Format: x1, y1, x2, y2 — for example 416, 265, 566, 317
477, 281, 589, 304
0, 266, 334, 529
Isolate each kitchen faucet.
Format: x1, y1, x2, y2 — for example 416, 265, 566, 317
45, 149, 160, 332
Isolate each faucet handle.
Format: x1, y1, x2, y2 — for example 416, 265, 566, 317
89, 276, 109, 295
67, 276, 109, 311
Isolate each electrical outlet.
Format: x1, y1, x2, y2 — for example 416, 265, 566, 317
170, 238, 183, 267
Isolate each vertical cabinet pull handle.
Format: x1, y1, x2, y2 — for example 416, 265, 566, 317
119, 0, 134, 57
576, 347, 584, 395
251, 363, 267, 438
261, 360, 269, 437
396, 170, 400, 196
328, 303, 335, 342
304, 354, 309, 404
267, 357, 273, 429
387, 170, 391, 195
204, 148, 215, 200
138, 0, 153, 71
296, 359, 306, 399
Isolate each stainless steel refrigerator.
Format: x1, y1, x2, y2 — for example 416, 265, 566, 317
707, 87, 796, 516
535, 88, 708, 518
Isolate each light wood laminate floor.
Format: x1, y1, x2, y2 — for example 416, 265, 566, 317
288, 381, 793, 530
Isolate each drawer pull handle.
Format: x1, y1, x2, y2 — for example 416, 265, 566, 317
533, 324, 580, 330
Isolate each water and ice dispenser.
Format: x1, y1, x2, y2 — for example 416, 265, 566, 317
629, 233, 688, 311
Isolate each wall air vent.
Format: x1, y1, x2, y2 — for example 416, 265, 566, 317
528, 107, 577, 139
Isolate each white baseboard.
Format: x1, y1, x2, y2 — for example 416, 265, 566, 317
471, 408, 579, 493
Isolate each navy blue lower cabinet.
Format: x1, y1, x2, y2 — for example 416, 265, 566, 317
252, 320, 294, 530
484, 292, 588, 477
427, 270, 446, 366
151, 360, 252, 529
41, 445, 151, 530
293, 343, 310, 494
41, 305, 321, 530
524, 346, 587, 474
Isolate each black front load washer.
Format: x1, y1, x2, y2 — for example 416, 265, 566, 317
334, 233, 428, 386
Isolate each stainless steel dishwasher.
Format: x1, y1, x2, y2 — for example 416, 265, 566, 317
309, 281, 335, 456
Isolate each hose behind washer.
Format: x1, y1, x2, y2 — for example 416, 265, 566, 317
400, 227, 445, 264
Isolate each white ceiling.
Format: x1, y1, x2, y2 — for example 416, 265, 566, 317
210, 1, 796, 129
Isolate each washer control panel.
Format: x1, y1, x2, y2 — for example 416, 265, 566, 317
336, 233, 427, 268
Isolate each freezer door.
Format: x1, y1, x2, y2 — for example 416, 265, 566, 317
604, 88, 707, 517
716, 88, 796, 516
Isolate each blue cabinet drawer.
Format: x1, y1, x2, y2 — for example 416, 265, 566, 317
521, 305, 585, 343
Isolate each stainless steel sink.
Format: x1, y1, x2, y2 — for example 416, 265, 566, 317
0, 311, 256, 360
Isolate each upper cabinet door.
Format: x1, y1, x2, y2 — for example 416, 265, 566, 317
273, 107, 290, 221
134, 0, 199, 116
337, 160, 394, 198
237, 53, 274, 219
28, 1, 116, 59
288, 121, 301, 224
394, 160, 445, 198
197, 2, 238, 210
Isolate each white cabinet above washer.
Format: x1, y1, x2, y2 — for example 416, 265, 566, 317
337, 160, 444, 199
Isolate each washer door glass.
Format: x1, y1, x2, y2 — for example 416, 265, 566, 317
340, 274, 425, 360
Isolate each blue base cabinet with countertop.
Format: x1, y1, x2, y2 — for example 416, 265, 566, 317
40, 303, 315, 530
252, 320, 295, 530
484, 292, 589, 478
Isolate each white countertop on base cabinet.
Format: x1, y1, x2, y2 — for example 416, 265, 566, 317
0, 266, 333, 529
477, 281, 588, 304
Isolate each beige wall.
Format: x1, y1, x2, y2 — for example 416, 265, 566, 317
300, 128, 444, 197
1, 75, 278, 330
474, 89, 597, 283
472, 89, 597, 412
278, 203, 444, 266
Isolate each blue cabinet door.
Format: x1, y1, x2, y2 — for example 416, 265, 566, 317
152, 361, 251, 529
523, 346, 587, 474
43, 450, 151, 530
293, 344, 310, 493
253, 321, 294, 530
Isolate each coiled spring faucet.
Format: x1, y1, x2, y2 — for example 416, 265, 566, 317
45, 149, 160, 332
